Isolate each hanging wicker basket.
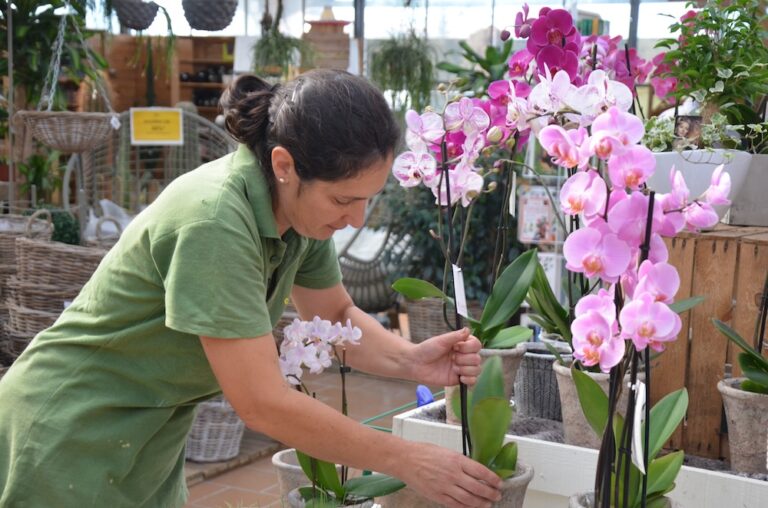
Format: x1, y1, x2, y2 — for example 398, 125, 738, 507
15, 111, 117, 154
186, 395, 245, 462
113, 0, 159, 31
182, 0, 238, 31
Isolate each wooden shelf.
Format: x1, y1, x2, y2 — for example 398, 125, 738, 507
179, 59, 233, 66
180, 82, 224, 89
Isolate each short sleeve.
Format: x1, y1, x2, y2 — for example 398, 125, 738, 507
293, 238, 343, 289
153, 218, 273, 339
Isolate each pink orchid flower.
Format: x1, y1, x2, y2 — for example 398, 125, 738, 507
572, 310, 625, 372
607, 191, 665, 251
620, 293, 682, 352
528, 68, 576, 118
431, 164, 484, 207
404, 110, 445, 153
572, 70, 634, 124
539, 125, 589, 169
392, 151, 438, 188
563, 227, 632, 282
607, 145, 655, 190
589, 106, 645, 159
702, 164, 731, 206
560, 170, 607, 217
683, 201, 719, 231
633, 260, 680, 304
444, 97, 490, 135
575, 288, 617, 331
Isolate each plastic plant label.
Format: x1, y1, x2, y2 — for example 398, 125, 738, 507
452, 264, 468, 318
630, 380, 647, 474
509, 171, 517, 217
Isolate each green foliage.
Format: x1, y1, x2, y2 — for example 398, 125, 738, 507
370, 29, 434, 113
252, 31, 311, 78
712, 319, 768, 393
525, 259, 571, 343
572, 368, 688, 507
17, 150, 62, 204
437, 40, 514, 98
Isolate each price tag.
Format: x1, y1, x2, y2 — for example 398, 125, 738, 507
452, 264, 468, 319
630, 380, 647, 474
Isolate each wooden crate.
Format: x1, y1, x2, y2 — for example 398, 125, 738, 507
651, 225, 768, 460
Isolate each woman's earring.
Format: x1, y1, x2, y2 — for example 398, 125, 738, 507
278, 177, 286, 183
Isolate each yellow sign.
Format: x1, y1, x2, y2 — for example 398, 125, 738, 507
130, 108, 184, 145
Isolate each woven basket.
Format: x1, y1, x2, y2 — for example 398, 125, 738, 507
514, 341, 573, 421
2, 326, 36, 360
113, 0, 159, 30
83, 216, 123, 250
7, 277, 80, 314
182, 0, 238, 31
15, 237, 106, 288
15, 111, 116, 154
7, 301, 59, 337
0, 210, 54, 265
406, 299, 483, 344
186, 395, 246, 462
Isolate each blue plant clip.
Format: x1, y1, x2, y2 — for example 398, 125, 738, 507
416, 385, 434, 407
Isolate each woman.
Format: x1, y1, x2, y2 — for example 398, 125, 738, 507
0, 70, 501, 508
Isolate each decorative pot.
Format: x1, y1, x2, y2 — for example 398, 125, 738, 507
445, 344, 526, 424
182, 0, 238, 31
568, 491, 677, 507
406, 298, 483, 344
727, 154, 768, 227
553, 362, 643, 449
287, 487, 374, 508
113, 0, 159, 31
379, 462, 533, 508
648, 149, 752, 220
514, 340, 572, 421
717, 377, 768, 474
272, 448, 343, 503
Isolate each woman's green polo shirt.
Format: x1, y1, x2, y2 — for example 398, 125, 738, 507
0, 144, 341, 507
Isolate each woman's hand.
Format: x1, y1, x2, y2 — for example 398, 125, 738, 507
407, 328, 483, 386
399, 441, 502, 507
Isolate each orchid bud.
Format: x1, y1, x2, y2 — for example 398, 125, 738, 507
506, 137, 517, 150
486, 126, 503, 143
519, 24, 531, 39
482, 147, 495, 158
437, 83, 447, 92
500, 29, 511, 41
424, 106, 435, 113
487, 181, 498, 192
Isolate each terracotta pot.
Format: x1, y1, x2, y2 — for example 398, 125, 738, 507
553, 362, 643, 449
272, 448, 342, 503
287, 487, 373, 507
717, 377, 768, 474
445, 345, 526, 424
568, 491, 677, 507
379, 462, 534, 508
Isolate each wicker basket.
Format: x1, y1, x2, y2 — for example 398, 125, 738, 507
113, 0, 159, 30
182, 0, 238, 31
15, 111, 117, 154
406, 299, 484, 344
0, 210, 54, 265
83, 216, 123, 250
15, 237, 106, 288
2, 326, 36, 360
6, 301, 59, 337
186, 395, 246, 462
514, 341, 573, 421
7, 277, 80, 314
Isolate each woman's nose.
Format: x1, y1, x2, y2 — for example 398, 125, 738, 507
346, 201, 367, 229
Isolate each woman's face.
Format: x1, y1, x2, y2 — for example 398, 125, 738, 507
272, 149, 392, 240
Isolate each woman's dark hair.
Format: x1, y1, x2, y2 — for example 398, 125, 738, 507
220, 69, 400, 194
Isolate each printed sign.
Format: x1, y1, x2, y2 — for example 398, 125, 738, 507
130, 108, 184, 145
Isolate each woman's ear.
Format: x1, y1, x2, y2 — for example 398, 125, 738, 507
271, 146, 296, 183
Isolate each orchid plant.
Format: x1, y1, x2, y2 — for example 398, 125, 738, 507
278, 317, 405, 506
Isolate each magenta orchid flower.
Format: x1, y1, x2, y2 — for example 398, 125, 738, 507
444, 97, 490, 135
571, 310, 625, 372
405, 110, 445, 153
392, 151, 438, 188
560, 170, 608, 218
527, 8, 578, 53
633, 260, 680, 304
535, 44, 580, 82
514, 3, 533, 39
508, 49, 534, 77
589, 106, 645, 159
702, 164, 731, 206
607, 145, 655, 190
620, 293, 681, 352
564, 227, 632, 282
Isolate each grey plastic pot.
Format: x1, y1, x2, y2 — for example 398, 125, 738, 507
568, 491, 677, 507
286, 487, 374, 508
272, 448, 342, 503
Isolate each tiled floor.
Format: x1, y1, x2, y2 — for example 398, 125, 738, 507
184, 336, 434, 508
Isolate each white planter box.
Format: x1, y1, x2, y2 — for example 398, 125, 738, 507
728, 154, 768, 226
393, 400, 768, 508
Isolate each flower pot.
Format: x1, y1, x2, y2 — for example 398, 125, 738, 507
182, 0, 238, 31
445, 345, 526, 424
568, 491, 678, 507
379, 462, 534, 508
727, 154, 768, 227
406, 299, 483, 344
514, 341, 572, 421
272, 448, 343, 503
185, 396, 245, 462
113, 0, 159, 31
648, 149, 752, 220
717, 377, 768, 474
287, 486, 374, 508
553, 362, 642, 449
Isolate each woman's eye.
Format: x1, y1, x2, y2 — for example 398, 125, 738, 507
335, 198, 353, 206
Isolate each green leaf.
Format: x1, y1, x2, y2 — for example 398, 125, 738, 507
647, 494, 674, 508
484, 326, 532, 349
343, 474, 406, 498
544, 341, 568, 366
490, 441, 518, 475
740, 379, 768, 394
469, 397, 511, 466
392, 278, 452, 303
472, 355, 506, 404
458, 41, 483, 64
298, 486, 338, 507
572, 367, 609, 437
296, 450, 344, 499
738, 352, 768, 389
436, 62, 471, 74
480, 250, 538, 331
647, 451, 684, 497
712, 319, 765, 366
668, 296, 704, 314
647, 389, 688, 461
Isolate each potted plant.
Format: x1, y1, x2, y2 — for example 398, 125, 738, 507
712, 319, 768, 474
436, 38, 514, 99
252, 0, 311, 80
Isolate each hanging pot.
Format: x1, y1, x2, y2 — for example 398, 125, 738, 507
14, 111, 117, 154
182, 0, 238, 31
113, 0, 159, 31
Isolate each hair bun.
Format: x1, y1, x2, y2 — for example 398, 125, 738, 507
220, 74, 275, 143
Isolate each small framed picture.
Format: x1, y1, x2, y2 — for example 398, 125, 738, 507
517, 185, 560, 245
673, 115, 703, 150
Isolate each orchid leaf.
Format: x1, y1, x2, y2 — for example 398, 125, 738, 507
713, 319, 766, 365
392, 278, 452, 304
572, 367, 609, 437
343, 474, 406, 498
490, 441, 518, 477
485, 326, 532, 349
647, 494, 675, 508
296, 450, 344, 499
469, 397, 511, 466
669, 296, 704, 314
741, 379, 768, 394
647, 451, 684, 497
647, 388, 688, 461
471, 355, 505, 407
738, 352, 768, 390
544, 341, 568, 366
298, 487, 338, 507
481, 250, 538, 331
